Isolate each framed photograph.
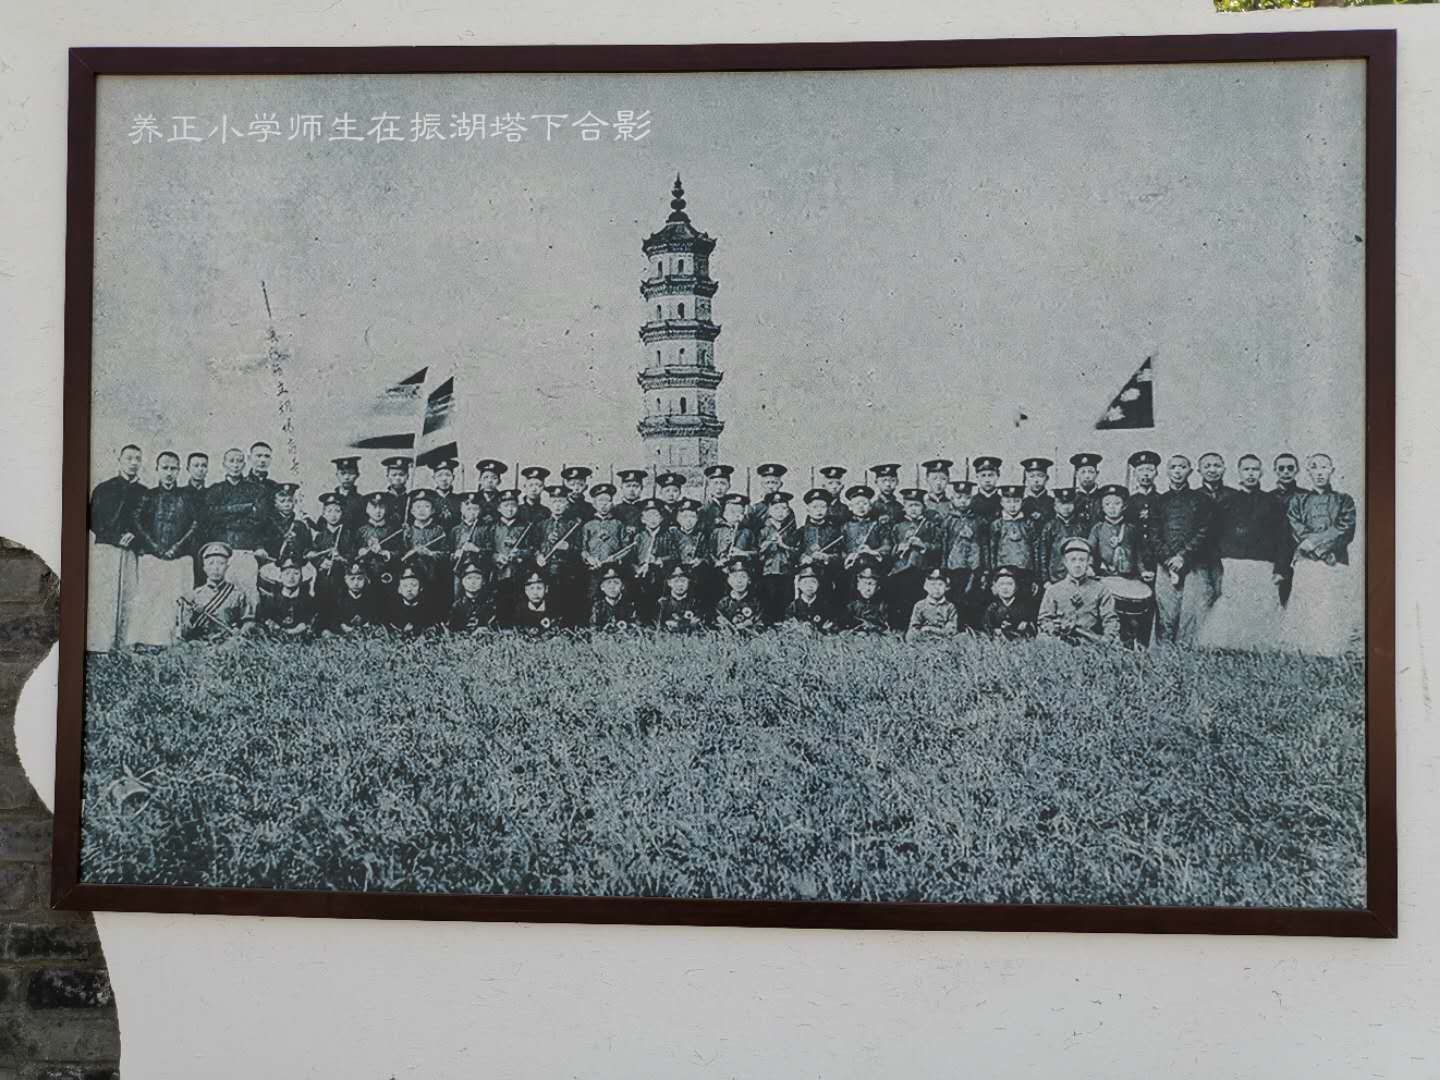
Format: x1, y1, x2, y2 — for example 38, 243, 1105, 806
56, 31, 1396, 936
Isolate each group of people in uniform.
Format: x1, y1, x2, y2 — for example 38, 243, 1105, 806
86, 442, 1360, 656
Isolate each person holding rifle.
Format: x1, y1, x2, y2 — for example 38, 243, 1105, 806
632, 497, 678, 623
401, 488, 450, 620
307, 492, 356, 600
177, 542, 255, 642
755, 490, 799, 625
355, 492, 402, 589
537, 485, 586, 623
887, 489, 939, 630
797, 488, 846, 610
489, 489, 537, 625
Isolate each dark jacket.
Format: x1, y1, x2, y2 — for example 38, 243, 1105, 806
89, 475, 145, 546
204, 477, 269, 549
133, 485, 199, 556
1147, 487, 1217, 571
1216, 487, 1288, 570
1288, 489, 1357, 566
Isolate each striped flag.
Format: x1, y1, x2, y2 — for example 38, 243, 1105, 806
1095, 356, 1155, 430
349, 368, 457, 466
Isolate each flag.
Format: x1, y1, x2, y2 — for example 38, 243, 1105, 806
349, 367, 428, 450
416, 377, 458, 469
1095, 356, 1155, 430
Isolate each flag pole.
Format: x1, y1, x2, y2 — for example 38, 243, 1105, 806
405, 366, 432, 524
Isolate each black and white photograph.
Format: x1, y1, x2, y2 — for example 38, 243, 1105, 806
67, 44, 1384, 927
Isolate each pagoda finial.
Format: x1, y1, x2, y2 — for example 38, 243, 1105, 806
667, 174, 689, 222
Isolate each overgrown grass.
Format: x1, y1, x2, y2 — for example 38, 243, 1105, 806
79, 633, 1366, 909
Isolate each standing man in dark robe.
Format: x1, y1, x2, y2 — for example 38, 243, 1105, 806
87, 443, 146, 652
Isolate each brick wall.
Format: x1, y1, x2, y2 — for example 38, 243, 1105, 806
0, 541, 120, 1079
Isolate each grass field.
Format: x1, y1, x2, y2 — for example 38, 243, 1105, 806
79, 632, 1367, 909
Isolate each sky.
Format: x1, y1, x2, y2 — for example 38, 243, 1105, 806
89, 60, 1367, 504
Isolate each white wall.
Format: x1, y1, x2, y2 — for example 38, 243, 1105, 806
5, 1, 1438, 1076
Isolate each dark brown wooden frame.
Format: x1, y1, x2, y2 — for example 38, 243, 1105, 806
54, 31, 1397, 936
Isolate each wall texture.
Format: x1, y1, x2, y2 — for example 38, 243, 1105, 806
0, 544, 119, 1079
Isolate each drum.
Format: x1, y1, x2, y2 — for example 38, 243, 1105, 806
1101, 575, 1152, 614
1101, 575, 1153, 646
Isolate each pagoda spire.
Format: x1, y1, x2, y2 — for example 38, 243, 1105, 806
667, 174, 689, 223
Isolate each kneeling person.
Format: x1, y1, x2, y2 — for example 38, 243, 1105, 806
449, 557, 495, 633
983, 566, 1035, 640
657, 564, 706, 633
1038, 539, 1119, 643
906, 567, 959, 641
715, 557, 764, 631
178, 542, 255, 642
386, 564, 438, 636
513, 569, 560, 636
845, 563, 889, 634
590, 565, 638, 631
785, 564, 835, 634
318, 560, 379, 636
254, 555, 316, 640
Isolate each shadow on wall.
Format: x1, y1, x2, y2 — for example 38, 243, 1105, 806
0, 538, 120, 1078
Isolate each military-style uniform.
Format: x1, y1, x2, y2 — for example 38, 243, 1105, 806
1038, 512, 1087, 583
969, 488, 1002, 524
449, 520, 488, 585
355, 520, 401, 588
259, 511, 313, 567
632, 510, 679, 621
1124, 485, 1162, 563
430, 488, 462, 530
785, 593, 835, 634
1072, 484, 1104, 534
307, 520, 356, 597
845, 593, 889, 634
986, 513, 1040, 577
797, 515, 845, 606
255, 585, 316, 640
537, 513, 586, 623
401, 520, 450, 588
941, 506, 984, 621
613, 498, 646, 530
841, 514, 892, 578
871, 490, 905, 525
1021, 491, 1054, 524
179, 575, 254, 642
983, 596, 1035, 640
517, 495, 552, 526
385, 593, 438, 636
709, 519, 755, 567
887, 514, 940, 629
448, 588, 495, 633
488, 514, 536, 622
1088, 518, 1141, 578
657, 589, 706, 633
906, 594, 959, 640
715, 590, 765, 631
581, 514, 636, 585
317, 582, 379, 636
590, 591, 638, 632
1038, 574, 1119, 642
755, 517, 799, 625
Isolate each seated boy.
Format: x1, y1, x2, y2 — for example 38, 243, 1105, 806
982, 566, 1035, 640
845, 563, 889, 634
785, 564, 835, 633
385, 564, 438, 636
513, 569, 558, 637
906, 567, 959, 641
714, 557, 764, 631
178, 542, 255, 642
254, 554, 316, 640
589, 565, 637, 631
657, 564, 706, 633
448, 557, 495, 633
317, 559, 378, 637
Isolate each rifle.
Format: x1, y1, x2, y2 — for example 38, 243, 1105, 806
451, 522, 483, 565
588, 537, 640, 569
176, 595, 246, 640
499, 522, 536, 564
538, 520, 583, 564
844, 520, 880, 568
803, 532, 845, 564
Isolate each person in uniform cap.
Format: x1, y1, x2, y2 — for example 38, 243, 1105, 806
941, 479, 984, 629
400, 488, 450, 618
488, 489, 536, 624
921, 458, 955, 518
448, 557, 496, 633
446, 492, 488, 599
307, 491, 357, 599
906, 567, 959, 641
355, 491, 402, 588
977, 566, 1028, 639
613, 469, 649, 529
710, 493, 755, 569
1020, 457, 1055, 523
796, 488, 845, 608
844, 563, 889, 635
632, 496, 678, 621
1038, 538, 1119, 643
317, 559, 379, 636
472, 459, 508, 521
509, 569, 558, 636
559, 466, 596, 523
668, 496, 713, 615
866, 464, 904, 525
537, 486, 587, 623
1038, 487, 1083, 583
580, 483, 636, 594
1088, 485, 1140, 577
888, 488, 940, 630
657, 564, 706, 633
257, 482, 313, 593
1124, 451, 1163, 579
970, 456, 1004, 523
178, 542, 256, 642
319, 456, 367, 532
785, 563, 835, 634
714, 556, 764, 632
1069, 452, 1104, 532
202, 447, 270, 610
384, 564, 435, 635
817, 466, 853, 525
1147, 455, 1218, 645
589, 564, 637, 632
986, 484, 1042, 613
756, 490, 799, 625
254, 555, 316, 640
748, 463, 792, 531
655, 471, 688, 521
701, 465, 735, 529
841, 485, 892, 584
517, 466, 553, 525
425, 458, 461, 529
128, 450, 201, 649
379, 455, 413, 527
